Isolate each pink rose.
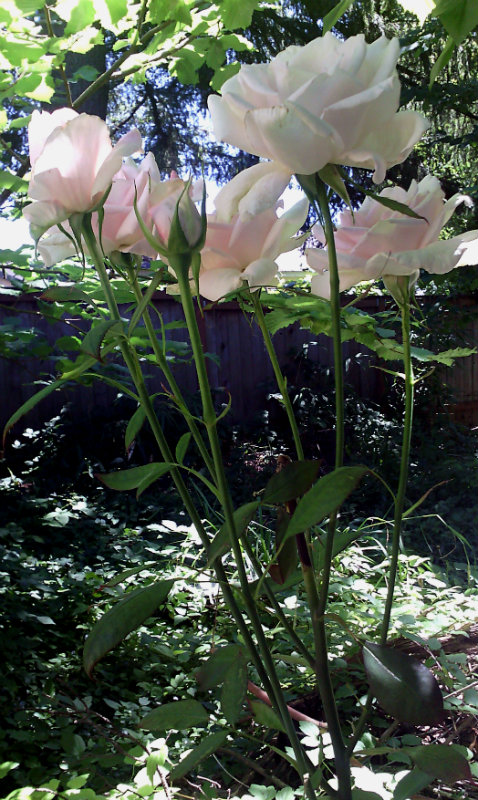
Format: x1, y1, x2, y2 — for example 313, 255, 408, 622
97, 153, 161, 257
24, 109, 142, 232
306, 176, 478, 298
198, 197, 309, 301
209, 34, 428, 185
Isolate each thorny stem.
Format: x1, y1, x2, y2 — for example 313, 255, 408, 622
81, 220, 281, 716
241, 538, 316, 670
129, 272, 216, 480
174, 265, 319, 800
380, 290, 414, 643
312, 180, 351, 800
84, 221, 319, 795
251, 290, 304, 460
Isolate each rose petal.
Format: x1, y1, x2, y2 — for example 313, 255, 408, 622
242, 257, 278, 289
198, 267, 243, 301
214, 162, 291, 222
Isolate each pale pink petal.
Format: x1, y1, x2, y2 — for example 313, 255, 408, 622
23, 198, 68, 230
242, 257, 278, 289
244, 105, 336, 173
356, 36, 400, 84
198, 267, 243, 301
28, 108, 78, 166
207, 94, 250, 151
346, 110, 429, 183
36, 226, 77, 267
368, 231, 478, 275
92, 128, 142, 197
214, 163, 291, 222
353, 218, 429, 258
228, 208, 279, 264
261, 198, 309, 259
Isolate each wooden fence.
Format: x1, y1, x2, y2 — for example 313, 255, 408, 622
1, 292, 477, 436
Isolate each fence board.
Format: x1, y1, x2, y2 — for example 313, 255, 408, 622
1, 293, 477, 436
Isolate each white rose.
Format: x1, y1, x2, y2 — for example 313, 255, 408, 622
199, 197, 309, 301
208, 33, 428, 185
306, 176, 478, 297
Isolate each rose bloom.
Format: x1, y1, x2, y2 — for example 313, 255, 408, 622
24, 109, 142, 232
208, 33, 428, 185
306, 176, 478, 298
198, 197, 309, 301
35, 158, 202, 267
97, 153, 162, 257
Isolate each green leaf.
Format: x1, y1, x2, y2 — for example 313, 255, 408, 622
83, 579, 174, 677
318, 164, 352, 209
363, 642, 445, 725
3, 380, 62, 446
210, 62, 241, 91
269, 509, 297, 585
407, 744, 472, 783
125, 406, 147, 450
97, 463, 172, 496
12, 0, 46, 13
0, 171, 28, 192
196, 644, 245, 690
263, 460, 321, 505
323, 0, 356, 33
60, 731, 86, 756
146, 749, 167, 783
150, 0, 192, 25
433, 0, 478, 44
429, 35, 455, 87
175, 432, 191, 464
207, 500, 259, 565
250, 700, 285, 733
140, 699, 209, 732
171, 49, 204, 85
0, 763, 19, 780
315, 528, 367, 571
104, 0, 128, 25
55, 0, 96, 34
128, 271, 162, 333
221, 654, 248, 725
351, 791, 383, 800
72, 65, 100, 82
205, 40, 226, 70
359, 188, 428, 220
80, 319, 122, 360
41, 286, 94, 304
286, 466, 368, 538
431, 346, 477, 366
170, 731, 228, 781
219, 0, 259, 29
393, 769, 433, 800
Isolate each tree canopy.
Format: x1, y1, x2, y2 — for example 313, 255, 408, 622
0, 0, 477, 288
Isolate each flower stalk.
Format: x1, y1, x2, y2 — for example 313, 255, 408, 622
380, 286, 414, 643
81, 217, 287, 726
172, 259, 319, 798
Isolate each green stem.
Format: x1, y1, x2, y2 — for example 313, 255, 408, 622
129, 273, 216, 481
174, 265, 318, 798
380, 293, 414, 644
242, 539, 316, 671
312, 181, 351, 800
348, 293, 414, 754
251, 290, 304, 460
82, 223, 295, 725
